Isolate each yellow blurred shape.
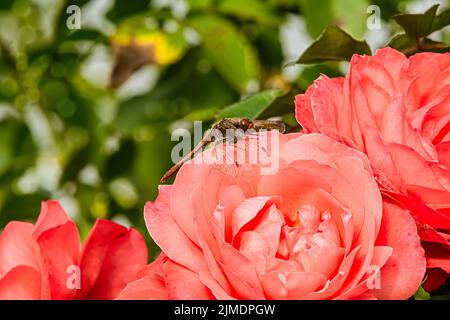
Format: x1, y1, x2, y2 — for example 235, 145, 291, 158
111, 31, 186, 66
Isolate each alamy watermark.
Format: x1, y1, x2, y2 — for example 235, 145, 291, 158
66, 5, 81, 30
367, 5, 382, 30
66, 265, 81, 290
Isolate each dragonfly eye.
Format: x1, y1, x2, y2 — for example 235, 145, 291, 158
240, 118, 252, 130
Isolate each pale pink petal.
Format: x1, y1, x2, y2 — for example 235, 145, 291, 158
116, 275, 168, 300
199, 271, 236, 300
220, 243, 263, 294
163, 260, 214, 300
286, 272, 328, 299
259, 271, 288, 299
231, 197, 279, 241
145, 186, 207, 272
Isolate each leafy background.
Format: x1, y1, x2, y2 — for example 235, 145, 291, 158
0, 0, 449, 298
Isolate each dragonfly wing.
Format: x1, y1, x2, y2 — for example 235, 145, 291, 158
234, 135, 271, 165
212, 162, 239, 177
209, 141, 240, 177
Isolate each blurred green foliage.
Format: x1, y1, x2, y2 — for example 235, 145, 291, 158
0, 0, 449, 267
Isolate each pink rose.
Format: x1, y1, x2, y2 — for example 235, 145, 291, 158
0, 200, 148, 300
295, 48, 450, 290
120, 132, 425, 300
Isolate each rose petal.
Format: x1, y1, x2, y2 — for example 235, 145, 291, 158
370, 203, 426, 300
0, 222, 40, 276
36, 221, 81, 300
0, 265, 42, 300
81, 222, 148, 299
163, 260, 214, 300
145, 186, 207, 272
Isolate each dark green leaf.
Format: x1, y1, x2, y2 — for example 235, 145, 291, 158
394, 5, 450, 38
387, 33, 417, 52
105, 139, 136, 179
297, 63, 342, 90
370, 0, 403, 21
0, 194, 49, 228
388, 33, 450, 55
292, 26, 371, 64
432, 7, 450, 32
259, 90, 299, 119
107, 0, 151, 22
64, 29, 108, 42
0, 0, 13, 10
254, 27, 284, 69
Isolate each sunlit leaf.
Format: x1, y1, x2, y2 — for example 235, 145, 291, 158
187, 0, 213, 11
414, 286, 431, 300
216, 89, 296, 120
189, 15, 260, 93
300, 0, 369, 39
218, 0, 280, 25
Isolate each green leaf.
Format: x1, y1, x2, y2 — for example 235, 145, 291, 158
293, 26, 371, 64
187, 0, 213, 11
216, 89, 296, 120
300, 0, 369, 39
394, 5, 450, 38
189, 15, 260, 93
300, 0, 333, 38
185, 107, 219, 121
218, 0, 280, 25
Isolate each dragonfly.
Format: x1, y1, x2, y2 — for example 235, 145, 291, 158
160, 118, 286, 183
